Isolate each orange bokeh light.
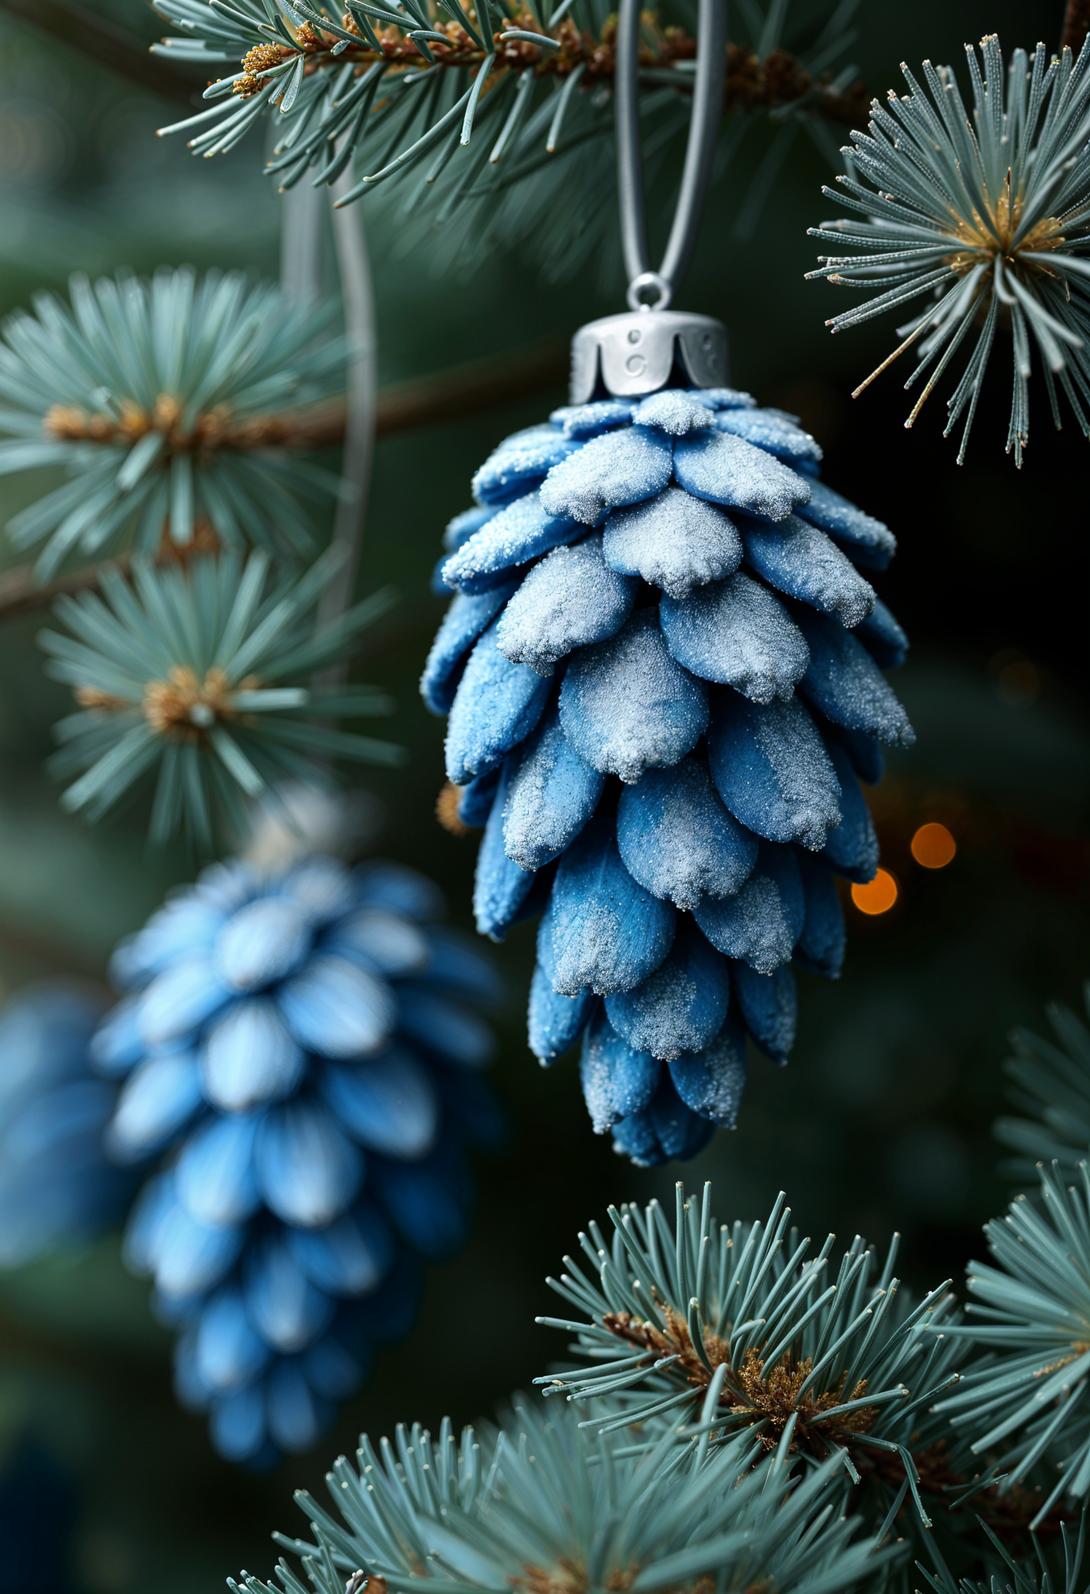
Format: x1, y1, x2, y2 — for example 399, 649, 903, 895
910, 822, 957, 870
851, 869, 899, 916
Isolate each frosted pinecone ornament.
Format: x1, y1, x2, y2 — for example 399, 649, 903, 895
0, 984, 134, 1266
424, 311, 912, 1166
91, 853, 499, 1463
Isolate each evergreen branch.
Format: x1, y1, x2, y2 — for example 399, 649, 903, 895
229, 1175, 1090, 1594
154, 2, 867, 274
809, 37, 1090, 467
996, 989, 1090, 1181
937, 1164, 1090, 1530
538, 1186, 1065, 1544
38, 549, 400, 845
0, 0, 196, 103
39, 338, 565, 449
0, 336, 565, 620
0, 269, 350, 573
0, 556, 132, 622
236, 1399, 889, 1594
187, 22, 866, 128
39, 398, 348, 454
0, 263, 559, 582
6, 332, 561, 464
918, 1517, 1087, 1594
539, 1187, 958, 1515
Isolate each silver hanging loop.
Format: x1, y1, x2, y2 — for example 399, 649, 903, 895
569, 0, 729, 401
615, 0, 728, 307
626, 270, 673, 312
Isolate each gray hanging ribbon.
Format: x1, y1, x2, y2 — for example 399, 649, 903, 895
614, 0, 728, 311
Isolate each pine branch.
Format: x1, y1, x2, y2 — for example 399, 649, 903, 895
591, 1301, 1061, 1542
39, 550, 399, 845
239, 1399, 890, 1594
0, 0, 196, 103
997, 988, 1090, 1180
376, 334, 565, 433
41, 398, 349, 455
538, 1185, 1082, 1552
1064, 0, 1090, 50
0, 335, 566, 619
155, 2, 868, 273
0, 557, 129, 621
809, 36, 1090, 467
41, 330, 562, 451
221, 25, 866, 128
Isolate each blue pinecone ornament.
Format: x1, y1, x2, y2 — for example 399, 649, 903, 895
0, 983, 133, 1266
423, 310, 912, 1166
91, 854, 499, 1464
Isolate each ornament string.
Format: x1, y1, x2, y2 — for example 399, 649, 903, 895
279, 179, 324, 308
277, 167, 376, 705
318, 165, 378, 687
280, 161, 377, 703
614, 0, 727, 311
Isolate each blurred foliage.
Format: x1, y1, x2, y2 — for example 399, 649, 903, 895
0, 0, 1086, 1590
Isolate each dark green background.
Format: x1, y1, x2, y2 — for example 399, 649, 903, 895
0, 2, 1085, 1589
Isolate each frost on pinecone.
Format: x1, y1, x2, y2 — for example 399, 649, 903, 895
424, 387, 911, 1165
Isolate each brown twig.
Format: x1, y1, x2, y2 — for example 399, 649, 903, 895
0, 337, 567, 621
375, 336, 565, 436
0, 557, 131, 622
0, 0, 869, 127
229, 20, 868, 128
596, 1308, 1060, 1542
0, 0, 197, 104
602, 1309, 878, 1458
43, 397, 351, 455
1064, 0, 1090, 50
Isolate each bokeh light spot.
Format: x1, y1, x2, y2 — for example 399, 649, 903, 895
851, 869, 899, 916
911, 822, 957, 870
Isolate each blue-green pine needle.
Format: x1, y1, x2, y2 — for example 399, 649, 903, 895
0, 268, 346, 575
937, 1163, 1090, 1527
918, 1515, 1086, 1593
536, 1183, 961, 1528
996, 988, 1090, 1182
231, 1398, 887, 1594
151, 1, 864, 280
809, 37, 1090, 466
38, 549, 398, 846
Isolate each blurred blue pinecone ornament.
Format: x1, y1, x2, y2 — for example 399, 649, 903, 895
424, 310, 912, 1166
0, 984, 133, 1266
92, 853, 500, 1464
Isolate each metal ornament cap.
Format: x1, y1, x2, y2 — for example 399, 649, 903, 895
570, 310, 728, 403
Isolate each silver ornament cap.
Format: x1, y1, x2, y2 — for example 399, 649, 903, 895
569, 309, 728, 403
